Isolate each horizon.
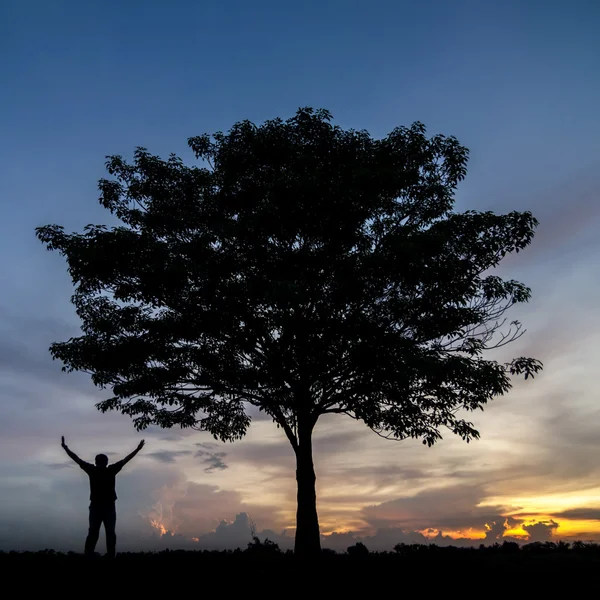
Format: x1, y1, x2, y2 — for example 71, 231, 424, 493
1, 0, 599, 554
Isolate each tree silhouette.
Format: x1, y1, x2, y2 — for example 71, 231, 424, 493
36, 107, 542, 557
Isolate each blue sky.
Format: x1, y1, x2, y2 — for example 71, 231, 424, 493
0, 0, 599, 552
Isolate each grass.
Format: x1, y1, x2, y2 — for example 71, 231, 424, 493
2, 539, 600, 592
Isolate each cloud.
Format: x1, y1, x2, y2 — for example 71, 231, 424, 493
361, 484, 511, 533
322, 528, 429, 552
185, 513, 484, 553
230, 437, 294, 471
191, 512, 293, 550
320, 526, 529, 552
491, 165, 600, 272
0, 310, 86, 393
147, 450, 193, 464
312, 429, 367, 455
0, 460, 290, 552
522, 520, 559, 543
194, 450, 228, 472
228, 428, 365, 474
139, 477, 291, 545
483, 519, 510, 541
554, 508, 600, 521
320, 464, 428, 494
527, 168, 600, 256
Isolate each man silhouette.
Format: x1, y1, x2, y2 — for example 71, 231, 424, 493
61, 435, 145, 558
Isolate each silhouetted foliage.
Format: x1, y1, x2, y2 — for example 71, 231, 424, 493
521, 540, 573, 553
347, 541, 370, 556
3, 540, 600, 584
501, 540, 520, 553
36, 107, 542, 557
572, 540, 599, 552
246, 536, 282, 556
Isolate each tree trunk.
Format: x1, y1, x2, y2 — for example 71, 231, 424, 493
294, 420, 321, 557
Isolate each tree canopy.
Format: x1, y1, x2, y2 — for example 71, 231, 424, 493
36, 107, 542, 555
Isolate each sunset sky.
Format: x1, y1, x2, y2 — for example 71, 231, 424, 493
1, 0, 599, 553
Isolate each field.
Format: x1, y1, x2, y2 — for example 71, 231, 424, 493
3, 541, 599, 592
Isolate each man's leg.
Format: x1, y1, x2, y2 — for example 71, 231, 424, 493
104, 503, 117, 558
85, 504, 102, 556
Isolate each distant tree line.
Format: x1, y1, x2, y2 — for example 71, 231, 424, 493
2, 538, 599, 560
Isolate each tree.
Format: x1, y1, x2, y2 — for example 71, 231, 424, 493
36, 107, 542, 557
347, 542, 370, 556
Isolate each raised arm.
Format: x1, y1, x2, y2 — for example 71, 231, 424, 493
114, 440, 145, 469
61, 436, 87, 468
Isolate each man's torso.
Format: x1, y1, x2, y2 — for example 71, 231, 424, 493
81, 464, 122, 504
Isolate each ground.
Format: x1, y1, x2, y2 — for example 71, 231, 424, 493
2, 543, 597, 593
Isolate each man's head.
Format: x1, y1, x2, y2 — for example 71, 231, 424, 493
95, 454, 109, 468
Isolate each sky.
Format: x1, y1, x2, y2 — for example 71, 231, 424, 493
0, 0, 599, 553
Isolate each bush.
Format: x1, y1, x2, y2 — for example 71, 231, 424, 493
246, 537, 282, 556
347, 542, 369, 556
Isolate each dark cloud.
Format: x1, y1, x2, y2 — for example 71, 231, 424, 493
312, 429, 366, 455
554, 508, 600, 521
492, 165, 600, 271
362, 484, 512, 533
46, 462, 73, 469
486, 401, 600, 496
532, 171, 600, 254
194, 450, 228, 472
230, 428, 365, 473
147, 450, 192, 464
0, 311, 89, 395
323, 464, 428, 491
522, 520, 559, 543
483, 519, 507, 541
142, 425, 203, 442
230, 437, 294, 470
483, 518, 521, 541
351, 465, 425, 480
559, 531, 600, 541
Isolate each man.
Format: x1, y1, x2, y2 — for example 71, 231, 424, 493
61, 435, 145, 558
